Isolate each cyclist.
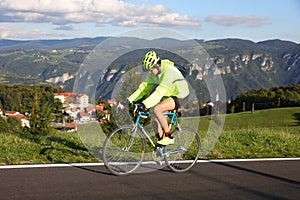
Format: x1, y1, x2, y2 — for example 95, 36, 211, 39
128, 51, 189, 145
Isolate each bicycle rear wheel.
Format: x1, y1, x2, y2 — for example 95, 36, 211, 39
102, 126, 146, 175
164, 126, 201, 173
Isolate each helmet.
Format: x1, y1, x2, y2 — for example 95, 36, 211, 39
142, 51, 160, 70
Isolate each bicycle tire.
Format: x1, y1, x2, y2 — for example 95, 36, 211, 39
164, 126, 201, 173
102, 125, 146, 175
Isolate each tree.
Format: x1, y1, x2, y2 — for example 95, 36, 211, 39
231, 84, 300, 112
28, 89, 53, 135
7, 116, 22, 132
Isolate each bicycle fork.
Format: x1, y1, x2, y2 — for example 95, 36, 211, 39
121, 125, 139, 152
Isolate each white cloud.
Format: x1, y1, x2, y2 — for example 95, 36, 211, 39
205, 14, 268, 27
0, 0, 83, 12
0, 0, 199, 27
1, 28, 45, 39
0, 24, 66, 39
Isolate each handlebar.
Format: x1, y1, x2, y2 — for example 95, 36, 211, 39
133, 103, 150, 118
117, 102, 176, 119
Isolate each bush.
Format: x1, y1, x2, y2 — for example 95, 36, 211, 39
0, 117, 10, 133
7, 116, 22, 132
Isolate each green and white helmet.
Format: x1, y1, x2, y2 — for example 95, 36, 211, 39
142, 51, 160, 70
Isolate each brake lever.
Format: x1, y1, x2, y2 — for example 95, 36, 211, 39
133, 104, 139, 116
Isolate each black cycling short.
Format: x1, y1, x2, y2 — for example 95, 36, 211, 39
171, 95, 189, 110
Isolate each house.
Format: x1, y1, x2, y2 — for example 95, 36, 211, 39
5, 111, 20, 117
54, 92, 77, 104
54, 92, 98, 123
78, 112, 91, 122
85, 105, 96, 114
54, 93, 66, 103
5, 111, 30, 127
65, 122, 77, 132
54, 92, 90, 107
16, 114, 30, 128
78, 94, 89, 106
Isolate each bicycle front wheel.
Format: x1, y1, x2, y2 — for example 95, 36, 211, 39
164, 126, 201, 173
102, 126, 146, 175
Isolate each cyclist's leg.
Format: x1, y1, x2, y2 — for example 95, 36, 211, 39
152, 117, 163, 140
153, 97, 176, 135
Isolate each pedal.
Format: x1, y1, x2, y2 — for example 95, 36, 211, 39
152, 146, 164, 165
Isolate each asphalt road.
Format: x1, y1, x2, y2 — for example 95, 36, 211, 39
1, 160, 299, 200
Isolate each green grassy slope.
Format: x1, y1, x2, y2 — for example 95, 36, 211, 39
0, 107, 299, 164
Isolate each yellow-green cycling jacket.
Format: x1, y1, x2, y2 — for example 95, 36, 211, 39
128, 59, 189, 109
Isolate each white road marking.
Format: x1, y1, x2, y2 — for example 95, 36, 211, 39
1, 157, 299, 169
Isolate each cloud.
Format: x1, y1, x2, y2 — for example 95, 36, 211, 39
205, 14, 268, 27
1, 28, 47, 39
0, 24, 65, 39
0, 0, 199, 27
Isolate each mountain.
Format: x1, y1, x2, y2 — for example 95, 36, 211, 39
0, 37, 107, 50
202, 38, 300, 97
0, 37, 299, 102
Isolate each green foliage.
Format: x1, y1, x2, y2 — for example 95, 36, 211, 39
0, 117, 10, 133
0, 84, 63, 112
27, 90, 53, 135
232, 84, 300, 112
0, 84, 64, 135
6, 117, 22, 132
0, 116, 23, 134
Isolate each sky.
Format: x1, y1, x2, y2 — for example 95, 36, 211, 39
0, 0, 299, 43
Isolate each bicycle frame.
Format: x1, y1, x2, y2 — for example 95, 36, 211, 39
103, 106, 201, 175
132, 110, 180, 148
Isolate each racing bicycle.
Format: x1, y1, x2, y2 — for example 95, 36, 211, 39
102, 104, 201, 175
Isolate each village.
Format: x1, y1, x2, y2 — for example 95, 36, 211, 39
0, 91, 117, 132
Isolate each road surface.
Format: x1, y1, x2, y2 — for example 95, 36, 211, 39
1, 159, 299, 200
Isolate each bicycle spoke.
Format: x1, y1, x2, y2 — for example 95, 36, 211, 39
102, 126, 146, 175
164, 127, 201, 173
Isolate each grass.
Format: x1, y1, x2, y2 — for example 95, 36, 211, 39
207, 128, 300, 159
200, 107, 300, 159
0, 131, 98, 165
0, 107, 299, 164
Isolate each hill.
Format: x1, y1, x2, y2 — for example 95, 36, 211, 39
0, 37, 299, 101
0, 37, 107, 50
1, 107, 299, 164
